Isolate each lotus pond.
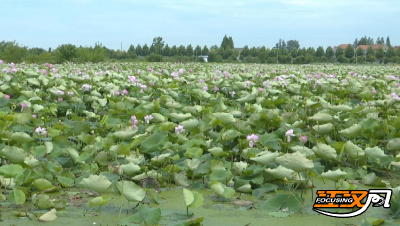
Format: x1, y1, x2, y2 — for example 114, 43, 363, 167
0, 62, 400, 226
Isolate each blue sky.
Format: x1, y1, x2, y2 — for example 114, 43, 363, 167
1, 0, 399, 51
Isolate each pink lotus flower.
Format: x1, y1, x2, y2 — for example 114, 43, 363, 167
0, 60, 3, 64
122, 89, 128, 95
259, 88, 265, 92
131, 115, 139, 129
372, 90, 377, 94
300, 136, 307, 144
35, 126, 47, 136
4, 94, 10, 99
214, 86, 219, 92
144, 115, 154, 123
203, 86, 208, 92
32, 114, 37, 118
247, 134, 259, 147
285, 129, 296, 142
189, 69, 193, 73
150, 82, 155, 86
175, 125, 185, 134
21, 103, 28, 112
115, 90, 120, 96
81, 84, 90, 91
140, 84, 147, 93
58, 97, 63, 101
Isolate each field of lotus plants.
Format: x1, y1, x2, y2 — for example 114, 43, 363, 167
0, 61, 400, 225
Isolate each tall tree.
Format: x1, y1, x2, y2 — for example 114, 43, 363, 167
249, 47, 257, 57
385, 46, 395, 58
127, 44, 136, 58
186, 44, 193, 57
376, 37, 381, 44
353, 38, 359, 47
142, 44, 149, 56
135, 44, 142, 56
228, 37, 234, 49
386, 36, 391, 47
241, 45, 250, 58
356, 46, 364, 57
344, 44, 355, 59
194, 45, 201, 56
210, 45, 219, 51
326, 46, 334, 59
151, 36, 165, 53
170, 45, 178, 56
178, 45, 186, 55
315, 46, 325, 57
375, 47, 385, 63
335, 46, 344, 58
208, 49, 217, 62
201, 45, 209, 56
163, 44, 170, 56
366, 46, 374, 56
290, 48, 298, 58
286, 40, 300, 52
306, 47, 315, 57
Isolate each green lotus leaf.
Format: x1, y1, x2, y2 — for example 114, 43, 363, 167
24, 155, 40, 168
33, 194, 54, 209
38, 209, 57, 222
308, 112, 333, 123
338, 124, 362, 138
312, 143, 337, 161
9, 189, 26, 205
184, 147, 203, 158
362, 173, 386, 187
113, 128, 137, 140
89, 195, 112, 208
0, 146, 27, 164
343, 141, 365, 159
390, 161, 400, 170
184, 158, 201, 171
115, 180, 146, 202
212, 113, 236, 125
170, 113, 192, 121
118, 205, 161, 226
275, 152, 314, 172
290, 145, 314, 157
151, 153, 171, 165
265, 165, 297, 180
250, 151, 280, 165
321, 169, 347, 182
0, 164, 24, 178
174, 172, 190, 187
33, 179, 54, 191
57, 176, 74, 188
387, 138, 400, 152
365, 146, 387, 160
120, 162, 141, 176
221, 129, 242, 141
141, 132, 168, 153
80, 174, 113, 193
258, 193, 304, 212
151, 113, 165, 122
329, 105, 353, 112
210, 181, 235, 199
312, 123, 334, 134
208, 147, 226, 157
181, 119, 199, 131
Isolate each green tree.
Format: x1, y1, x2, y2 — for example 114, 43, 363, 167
163, 44, 170, 56
223, 46, 233, 60
127, 44, 136, 58
178, 45, 186, 55
395, 46, 400, 57
135, 44, 142, 56
315, 46, 325, 57
220, 35, 234, 49
298, 47, 307, 57
326, 46, 334, 59
186, 44, 193, 57
353, 38, 359, 47
356, 47, 364, 57
240, 45, 250, 59
386, 36, 391, 47
286, 40, 300, 52
201, 45, 209, 55
249, 47, 257, 57
366, 46, 374, 56
208, 49, 217, 62
385, 46, 395, 58
151, 36, 165, 53
335, 46, 344, 58
290, 48, 298, 58
170, 45, 178, 56
55, 43, 77, 62
142, 44, 149, 56
194, 45, 201, 56
228, 37, 234, 49
366, 55, 376, 63
375, 47, 385, 63
344, 44, 355, 59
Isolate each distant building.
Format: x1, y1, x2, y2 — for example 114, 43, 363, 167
356, 44, 388, 56
198, 55, 208, 62
394, 46, 399, 51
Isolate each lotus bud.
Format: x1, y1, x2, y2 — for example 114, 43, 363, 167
117, 165, 123, 176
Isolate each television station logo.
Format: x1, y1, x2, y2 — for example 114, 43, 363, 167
312, 189, 392, 218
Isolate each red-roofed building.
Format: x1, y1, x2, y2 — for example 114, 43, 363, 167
394, 46, 399, 51
334, 44, 353, 53
356, 44, 388, 56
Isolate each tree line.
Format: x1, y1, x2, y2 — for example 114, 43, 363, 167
1, 35, 399, 64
